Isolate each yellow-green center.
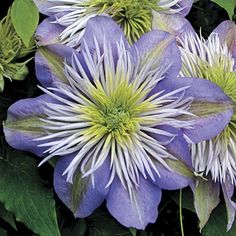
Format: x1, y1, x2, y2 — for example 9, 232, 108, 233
83, 0, 160, 43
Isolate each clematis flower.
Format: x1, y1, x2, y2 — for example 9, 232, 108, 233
0, 9, 32, 92
34, 0, 193, 48
178, 21, 236, 231
3, 16, 233, 229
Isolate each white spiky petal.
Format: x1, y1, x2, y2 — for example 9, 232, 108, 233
36, 37, 194, 194
179, 31, 236, 185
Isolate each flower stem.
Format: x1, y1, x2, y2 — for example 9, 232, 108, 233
179, 189, 185, 236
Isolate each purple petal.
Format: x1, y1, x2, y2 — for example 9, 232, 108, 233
211, 20, 236, 68
152, 12, 194, 40
81, 16, 129, 59
33, 0, 55, 15
175, 0, 193, 16
3, 95, 53, 157
54, 155, 110, 217
151, 77, 234, 143
35, 44, 74, 87
147, 125, 193, 190
222, 179, 236, 231
130, 30, 181, 79
106, 177, 161, 229
36, 17, 64, 46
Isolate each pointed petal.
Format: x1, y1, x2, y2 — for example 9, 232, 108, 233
222, 179, 236, 231
130, 30, 181, 79
176, 0, 193, 16
81, 16, 129, 58
3, 95, 52, 156
151, 77, 234, 143
36, 17, 64, 46
106, 177, 161, 229
35, 45, 74, 87
152, 12, 194, 40
193, 179, 220, 231
54, 155, 110, 217
149, 125, 194, 190
211, 20, 236, 67
33, 0, 55, 15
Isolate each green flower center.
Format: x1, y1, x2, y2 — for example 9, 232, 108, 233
83, 0, 159, 43
80, 79, 153, 144
101, 105, 133, 132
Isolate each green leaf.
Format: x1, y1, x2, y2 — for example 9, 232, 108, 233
0, 150, 60, 236
194, 179, 220, 231
61, 219, 87, 236
0, 203, 17, 230
0, 228, 7, 236
87, 209, 132, 236
129, 228, 137, 236
202, 205, 236, 236
210, 0, 235, 19
170, 188, 195, 213
11, 0, 39, 47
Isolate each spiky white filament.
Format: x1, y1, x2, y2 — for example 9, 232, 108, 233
191, 137, 236, 185
36, 37, 194, 193
179, 32, 235, 77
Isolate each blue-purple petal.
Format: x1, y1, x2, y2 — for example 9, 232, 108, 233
152, 12, 194, 40
222, 179, 236, 231
130, 30, 181, 79
175, 0, 193, 16
81, 16, 129, 59
35, 44, 74, 87
54, 155, 110, 218
36, 17, 64, 46
147, 125, 193, 189
3, 95, 53, 156
211, 20, 236, 68
151, 77, 234, 143
106, 176, 161, 229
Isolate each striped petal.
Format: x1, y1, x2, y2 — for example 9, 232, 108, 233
35, 44, 74, 87
222, 179, 236, 231
106, 176, 161, 229
130, 30, 181, 79
148, 125, 193, 189
211, 20, 236, 68
3, 95, 53, 156
54, 154, 110, 217
151, 77, 234, 143
152, 12, 194, 40
36, 17, 64, 46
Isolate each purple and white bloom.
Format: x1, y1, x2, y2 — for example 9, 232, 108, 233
34, 0, 193, 48
178, 21, 236, 231
3, 16, 233, 229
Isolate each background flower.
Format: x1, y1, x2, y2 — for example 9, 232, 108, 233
34, 0, 193, 48
178, 21, 236, 231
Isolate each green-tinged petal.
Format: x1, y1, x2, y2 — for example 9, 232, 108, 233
0, 78, 4, 92
3, 95, 54, 157
35, 45, 74, 87
194, 178, 220, 231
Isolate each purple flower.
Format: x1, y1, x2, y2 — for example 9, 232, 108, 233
3, 16, 233, 229
34, 0, 193, 47
175, 20, 236, 231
